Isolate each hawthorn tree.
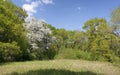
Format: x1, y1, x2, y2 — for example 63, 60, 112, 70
23, 18, 59, 59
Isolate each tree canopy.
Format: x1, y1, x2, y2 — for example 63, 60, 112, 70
0, 0, 28, 61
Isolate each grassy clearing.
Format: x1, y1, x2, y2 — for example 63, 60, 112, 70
0, 60, 120, 75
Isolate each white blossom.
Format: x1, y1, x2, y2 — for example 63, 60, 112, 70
23, 18, 52, 50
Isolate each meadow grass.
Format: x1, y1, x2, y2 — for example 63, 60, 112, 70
0, 59, 120, 75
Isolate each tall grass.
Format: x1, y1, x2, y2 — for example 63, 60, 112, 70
0, 60, 120, 75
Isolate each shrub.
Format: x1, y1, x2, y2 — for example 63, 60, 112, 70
28, 43, 59, 60
54, 48, 78, 59
43, 43, 59, 59
0, 42, 21, 62
76, 51, 92, 60
55, 48, 91, 60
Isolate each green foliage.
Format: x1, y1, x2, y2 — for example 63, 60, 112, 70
56, 29, 68, 42
76, 51, 92, 60
0, 0, 120, 63
111, 6, 120, 30
0, 0, 27, 50
82, 18, 120, 62
28, 43, 59, 60
47, 24, 57, 36
55, 48, 91, 60
0, 42, 21, 62
111, 6, 120, 39
44, 44, 59, 59
51, 17, 120, 62
54, 47, 120, 63
0, 0, 28, 61
109, 12, 120, 57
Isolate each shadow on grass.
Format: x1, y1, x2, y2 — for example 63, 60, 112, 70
9, 69, 99, 75
0, 62, 12, 66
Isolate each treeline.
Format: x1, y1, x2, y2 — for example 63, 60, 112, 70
0, 0, 120, 62
49, 18, 120, 62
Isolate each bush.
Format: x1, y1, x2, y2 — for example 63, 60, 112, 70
76, 51, 92, 60
28, 43, 59, 60
54, 47, 120, 63
43, 44, 59, 59
54, 48, 78, 59
55, 48, 91, 60
29, 53, 37, 60
0, 42, 21, 62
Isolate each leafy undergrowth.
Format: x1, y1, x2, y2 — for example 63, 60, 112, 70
0, 60, 120, 75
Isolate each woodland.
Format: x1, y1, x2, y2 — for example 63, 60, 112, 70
0, 0, 120, 63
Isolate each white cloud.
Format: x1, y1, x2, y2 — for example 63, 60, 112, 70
41, 0, 53, 4
22, 1, 41, 17
22, 0, 54, 18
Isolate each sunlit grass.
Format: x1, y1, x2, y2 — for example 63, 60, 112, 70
0, 60, 120, 75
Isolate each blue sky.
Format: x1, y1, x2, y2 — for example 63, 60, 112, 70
12, 0, 120, 30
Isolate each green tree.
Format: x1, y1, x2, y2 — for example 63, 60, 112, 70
111, 6, 120, 57
83, 18, 114, 61
0, 0, 28, 61
47, 24, 57, 36
0, 42, 21, 62
111, 6, 120, 36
